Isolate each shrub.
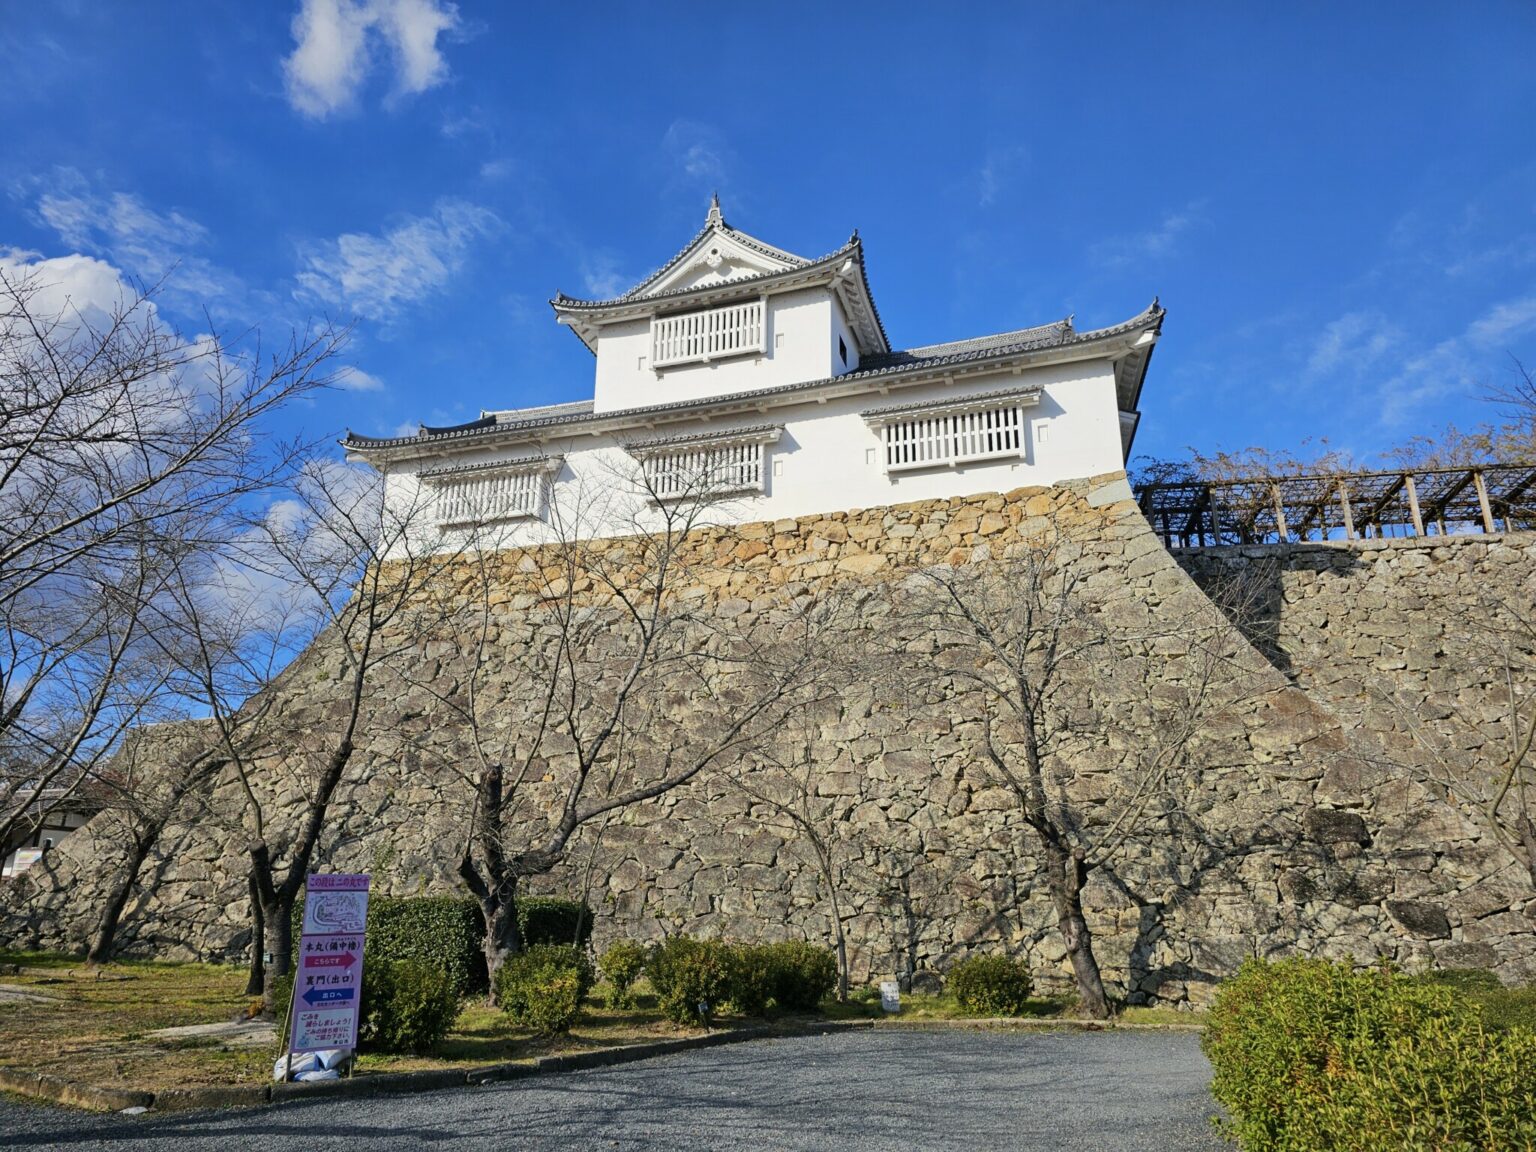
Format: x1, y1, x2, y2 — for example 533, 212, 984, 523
646, 936, 732, 1026
725, 944, 778, 1017
1416, 966, 1536, 1033
1204, 958, 1536, 1151
948, 954, 1033, 1016
599, 941, 646, 1008
764, 941, 837, 1013
358, 959, 462, 1054
518, 897, 593, 950
494, 944, 595, 1035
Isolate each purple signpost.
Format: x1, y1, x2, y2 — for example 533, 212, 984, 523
287, 873, 370, 1059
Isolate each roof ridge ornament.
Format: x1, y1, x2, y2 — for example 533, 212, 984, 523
706, 192, 724, 228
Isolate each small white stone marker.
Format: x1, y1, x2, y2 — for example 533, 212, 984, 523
880, 981, 901, 1013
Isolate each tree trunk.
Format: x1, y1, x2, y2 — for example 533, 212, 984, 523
85, 831, 156, 965
244, 871, 266, 997
832, 915, 850, 1003
461, 851, 522, 999
817, 845, 850, 1001
478, 885, 522, 996
1044, 842, 1110, 1019
261, 895, 295, 1012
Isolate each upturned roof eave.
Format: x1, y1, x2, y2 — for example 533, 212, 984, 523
551, 238, 888, 357
551, 240, 858, 314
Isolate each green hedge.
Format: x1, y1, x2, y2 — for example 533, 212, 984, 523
366, 897, 485, 996
1415, 967, 1536, 1033
286, 893, 593, 997
599, 941, 646, 1008
646, 937, 836, 1023
763, 940, 837, 1012
517, 897, 593, 950
646, 936, 733, 1025
1204, 958, 1536, 1151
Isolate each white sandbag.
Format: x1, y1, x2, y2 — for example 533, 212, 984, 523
315, 1048, 352, 1071
294, 1068, 340, 1082
273, 1052, 320, 1081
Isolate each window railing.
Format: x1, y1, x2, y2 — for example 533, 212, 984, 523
644, 440, 766, 500
864, 389, 1040, 474
427, 460, 553, 526
651, 299, 765, 368
627, 426, 782, 502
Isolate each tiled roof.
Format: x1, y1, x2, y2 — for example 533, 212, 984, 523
624, 423, 784, 451
551, 239, 859, 312
860, 383, 1043, 420
342, 302, 1163, 453
604, 201, 814, 303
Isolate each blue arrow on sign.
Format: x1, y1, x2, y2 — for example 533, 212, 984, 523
302, 986, 356, 1007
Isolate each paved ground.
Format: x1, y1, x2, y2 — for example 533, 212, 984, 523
0, 1029, 1229, 1151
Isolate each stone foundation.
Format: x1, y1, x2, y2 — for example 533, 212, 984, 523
5, 477, 1534, 1002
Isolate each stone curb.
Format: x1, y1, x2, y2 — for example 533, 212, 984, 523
0, 1019, 873, 1115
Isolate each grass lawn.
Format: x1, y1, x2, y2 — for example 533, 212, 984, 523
0, 950, 1210, 1094
0, 950, 749, 1092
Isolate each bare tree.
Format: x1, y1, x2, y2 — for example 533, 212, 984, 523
179, 457, 459, 1008
79, 721, 226, 963
726, 709, 858, 1001
0, 266, 343, 853
1369, 584, 1536, 889
884, 516, 1249, 1018
396, 456, 841, 988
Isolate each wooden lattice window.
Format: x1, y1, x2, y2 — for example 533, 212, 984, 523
628, 427, 782, 501
426, 460, 554, 526
864, 389, 1040, 474
651, 299, 766, 368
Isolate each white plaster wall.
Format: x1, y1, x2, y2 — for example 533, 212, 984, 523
591, 288, 839, 414
829, 295, 861, 374
380, 358, 1127, 557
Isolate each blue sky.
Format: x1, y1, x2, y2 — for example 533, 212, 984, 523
3, 2, 1534, 467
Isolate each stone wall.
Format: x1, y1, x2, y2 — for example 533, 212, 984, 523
6, 479, 1535, 1002
1176, 534, 1536, 976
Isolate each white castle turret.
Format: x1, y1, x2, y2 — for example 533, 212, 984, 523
344, 200, 1163, 544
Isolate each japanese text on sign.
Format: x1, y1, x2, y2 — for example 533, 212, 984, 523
288, 874, 369, 1056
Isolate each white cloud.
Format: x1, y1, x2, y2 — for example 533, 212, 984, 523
295, 198, 499, 321
1466, 296, 1536, 348
282, 0, 460, 120
1308, 310, 1403, 376
663, 120, 730, 189
1090, 201, 1206, 268
976, 145, 1028, 208
0, 248, 137, 330
578, 252, 633, 300
30, 173, 238, 308
479, 157, 514, 182
1371, 296, 1536, 427
335, 366, 384, 391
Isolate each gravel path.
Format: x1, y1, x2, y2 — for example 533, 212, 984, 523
0, 1028, 1229, 1151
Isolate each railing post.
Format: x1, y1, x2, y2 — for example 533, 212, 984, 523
1473, 470, 1496, 533
1404, 474, 1424, 536
1339, 481, 1355, 540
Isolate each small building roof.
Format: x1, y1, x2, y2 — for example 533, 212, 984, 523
550, 199, 891, 356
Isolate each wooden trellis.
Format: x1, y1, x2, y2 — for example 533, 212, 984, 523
1135, 464, 1536, 548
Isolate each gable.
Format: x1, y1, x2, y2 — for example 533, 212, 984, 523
636, 227, 803, 298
